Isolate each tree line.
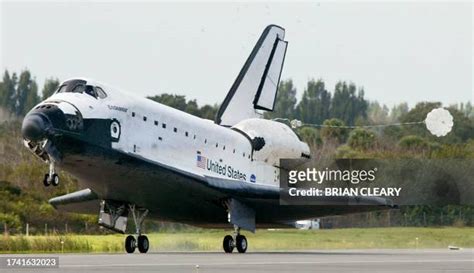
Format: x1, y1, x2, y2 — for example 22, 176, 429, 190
1, 69, 473, 148
0, 69, 405, 127
150, 79, 373, 126
0, 70, 59, 117
266, 79, 368, 126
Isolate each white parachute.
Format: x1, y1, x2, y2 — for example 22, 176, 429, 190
424, 108, 454, 137
282, 107, 454, 138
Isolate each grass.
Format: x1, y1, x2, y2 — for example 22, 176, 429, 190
0, 227, 473, 253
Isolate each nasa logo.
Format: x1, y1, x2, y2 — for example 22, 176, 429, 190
250, 174, 256, 183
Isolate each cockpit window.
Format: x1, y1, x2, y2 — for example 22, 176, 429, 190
84, 85, 96, 98
73, 84, 86, 94
95, 87, 107, 99
55, 79, 107, 99
57, 85, 68, 93
56, 79, 87, 94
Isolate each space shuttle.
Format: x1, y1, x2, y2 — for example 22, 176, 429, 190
21, 25, 390, 254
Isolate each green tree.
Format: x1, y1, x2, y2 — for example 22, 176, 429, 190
320, 118, 348, 143
265, 79, 297, 119
148, 93, 219, 119
16, 70, 39, 116
42, 78, 60, 100
330, 81, 367, 125
445, 105, 474, 142
147, 93, 188, 111
367, 101, 389, 125
399, 102, 474, 143
389, 102, 409, 122
398, 135, 429, 150
465, 102, 473, 119
296, 79, 331, 124
347, 128, 376, 150
23, 80, 39, 115
297, 127, 322, 147
184, 99, 200, 116
198, 104, 219, 120
335, 145, 360, 159
0, 212, 21, 230
398, 102, 440, 139
0, 70, 18, 113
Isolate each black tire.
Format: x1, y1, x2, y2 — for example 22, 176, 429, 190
43, 174, 50, 187
51, 174, 59, 186
236, 235, 247, 253
125, 235, 136, 253
137, 235, 149, 253
223, 235, 234, 253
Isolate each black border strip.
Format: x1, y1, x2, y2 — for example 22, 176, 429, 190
253, 37, 281, 111
230, 127, 255, 159
269, 40, 288, 112
253, 38, 286, 111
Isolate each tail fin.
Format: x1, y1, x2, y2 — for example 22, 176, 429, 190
215, 25, 288, 126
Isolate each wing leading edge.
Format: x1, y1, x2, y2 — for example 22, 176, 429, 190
49, 188, 100, 214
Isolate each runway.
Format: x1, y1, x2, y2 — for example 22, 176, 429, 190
1, 249, 472, 273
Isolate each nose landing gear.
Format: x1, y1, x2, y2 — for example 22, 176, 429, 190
23, 139, 60, 187
125, 204, 149, 254
223, 225, 248, 253
43, 161, 59, 187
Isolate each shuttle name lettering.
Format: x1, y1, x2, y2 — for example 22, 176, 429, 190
107, 105, 128, 112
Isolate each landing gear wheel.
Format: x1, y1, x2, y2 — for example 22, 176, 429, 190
236, 235, 247, 253
51, 174, 59, 186
125, 205, 149, 254
43, 174, 50, 187
137, 235, 149, 253
223, 235, 234, 253
125, 235, 136, 253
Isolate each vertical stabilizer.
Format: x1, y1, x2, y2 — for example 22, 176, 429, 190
215, 25, 288, 126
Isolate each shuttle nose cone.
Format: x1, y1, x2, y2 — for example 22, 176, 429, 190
22, 114, 51, 142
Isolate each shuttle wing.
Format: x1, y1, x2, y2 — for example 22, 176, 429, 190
215, 25, 288, 126
204, 176, 280, 199
201, 176, 395, 207
49, 188, 100, 214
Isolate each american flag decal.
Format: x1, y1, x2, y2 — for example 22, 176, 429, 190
196, 154, 207, 169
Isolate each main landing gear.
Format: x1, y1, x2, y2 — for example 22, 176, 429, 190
125, 204, 149, 254
125, 234, 149, 254
223, 225, 248, 253
43, 161, 59, 187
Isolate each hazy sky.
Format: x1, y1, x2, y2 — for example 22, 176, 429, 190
1, 1, 472, 107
